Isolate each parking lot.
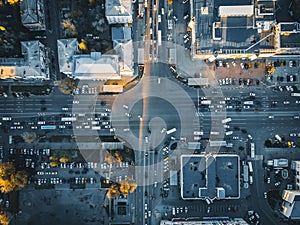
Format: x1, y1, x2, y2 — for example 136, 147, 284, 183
213, 59, 266, 87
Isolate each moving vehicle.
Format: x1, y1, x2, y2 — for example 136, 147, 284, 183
222, 118, 232, 124
291, 92, 300, 97
41, 125, 56, 130
250, 143, 255, 158
166, 128, 176, 135
248, 161, 253, 173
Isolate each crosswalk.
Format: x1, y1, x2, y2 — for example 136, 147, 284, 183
188, 203, 241, 214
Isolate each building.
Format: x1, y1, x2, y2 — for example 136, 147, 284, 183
57, 38, 79, 75
192, 0, 277, 59
281, 190, 300, 220
0, 40, 49, 80
105, 0, 132, 24
20, 0, 46, 31
72, 52, 120, 80
112, 26, 132, 41
112, 26, 133, 76
291, 160, 300, 190
274, 22, 300, 54
180, 154, 240, 201
160, 217, 249, 225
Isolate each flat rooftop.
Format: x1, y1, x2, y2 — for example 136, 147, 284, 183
194, 0, 275, 54
180, 154, 240, 200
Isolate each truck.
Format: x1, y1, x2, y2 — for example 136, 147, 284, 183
167, 20, 173, 30
243, 101, 254, 105
222, 118, 232, 124
291, 92, 300, 97
275, 134, 282, 142
267, 158, 288, 168
157, 30, 162, 46
250, 143, 255, 158
166, 128, 176, 135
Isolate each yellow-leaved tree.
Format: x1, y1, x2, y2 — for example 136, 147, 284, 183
0, 211, 11, 225
7, 0, 21, 5
0, 162, 27, 193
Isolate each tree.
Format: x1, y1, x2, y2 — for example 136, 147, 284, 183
59, 157, 69, 163
21, 132, 37, 143
50, 161, 59, 167
106, 184, 119, 199
0, 162, 27, 193
0, 211, 11, 225
78, 39, 88, 52
7, 0, 21, 5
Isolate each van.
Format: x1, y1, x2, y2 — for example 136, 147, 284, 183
172, 207, 176, 215
205, 198, 211, 204
249, 175, 253, 184
8, 135, 12, 144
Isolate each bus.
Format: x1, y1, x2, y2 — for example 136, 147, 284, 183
166, 128, 176, 134
250, 143, 255, 158
291, 92, 300, 97
243, 165, 249, 183
61, 117, 77, 122
222, 118, 232, 124
41, 125, 56, 130
248, 161, 253, 173
157, 30, 162, 46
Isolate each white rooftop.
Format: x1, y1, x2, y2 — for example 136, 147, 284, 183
57, 38, 78, 74
218, 5, 254, 17
73, 53, 120, 80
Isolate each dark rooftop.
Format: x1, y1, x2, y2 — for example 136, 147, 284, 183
181, 154, 240, 200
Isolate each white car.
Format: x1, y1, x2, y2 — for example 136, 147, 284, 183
161, 128, 166, 133
145, 136, 149, 143
249, 92, 256, 96
158, 14, 161, 23
283, 101, 290, 104
73, 100, 79, 104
